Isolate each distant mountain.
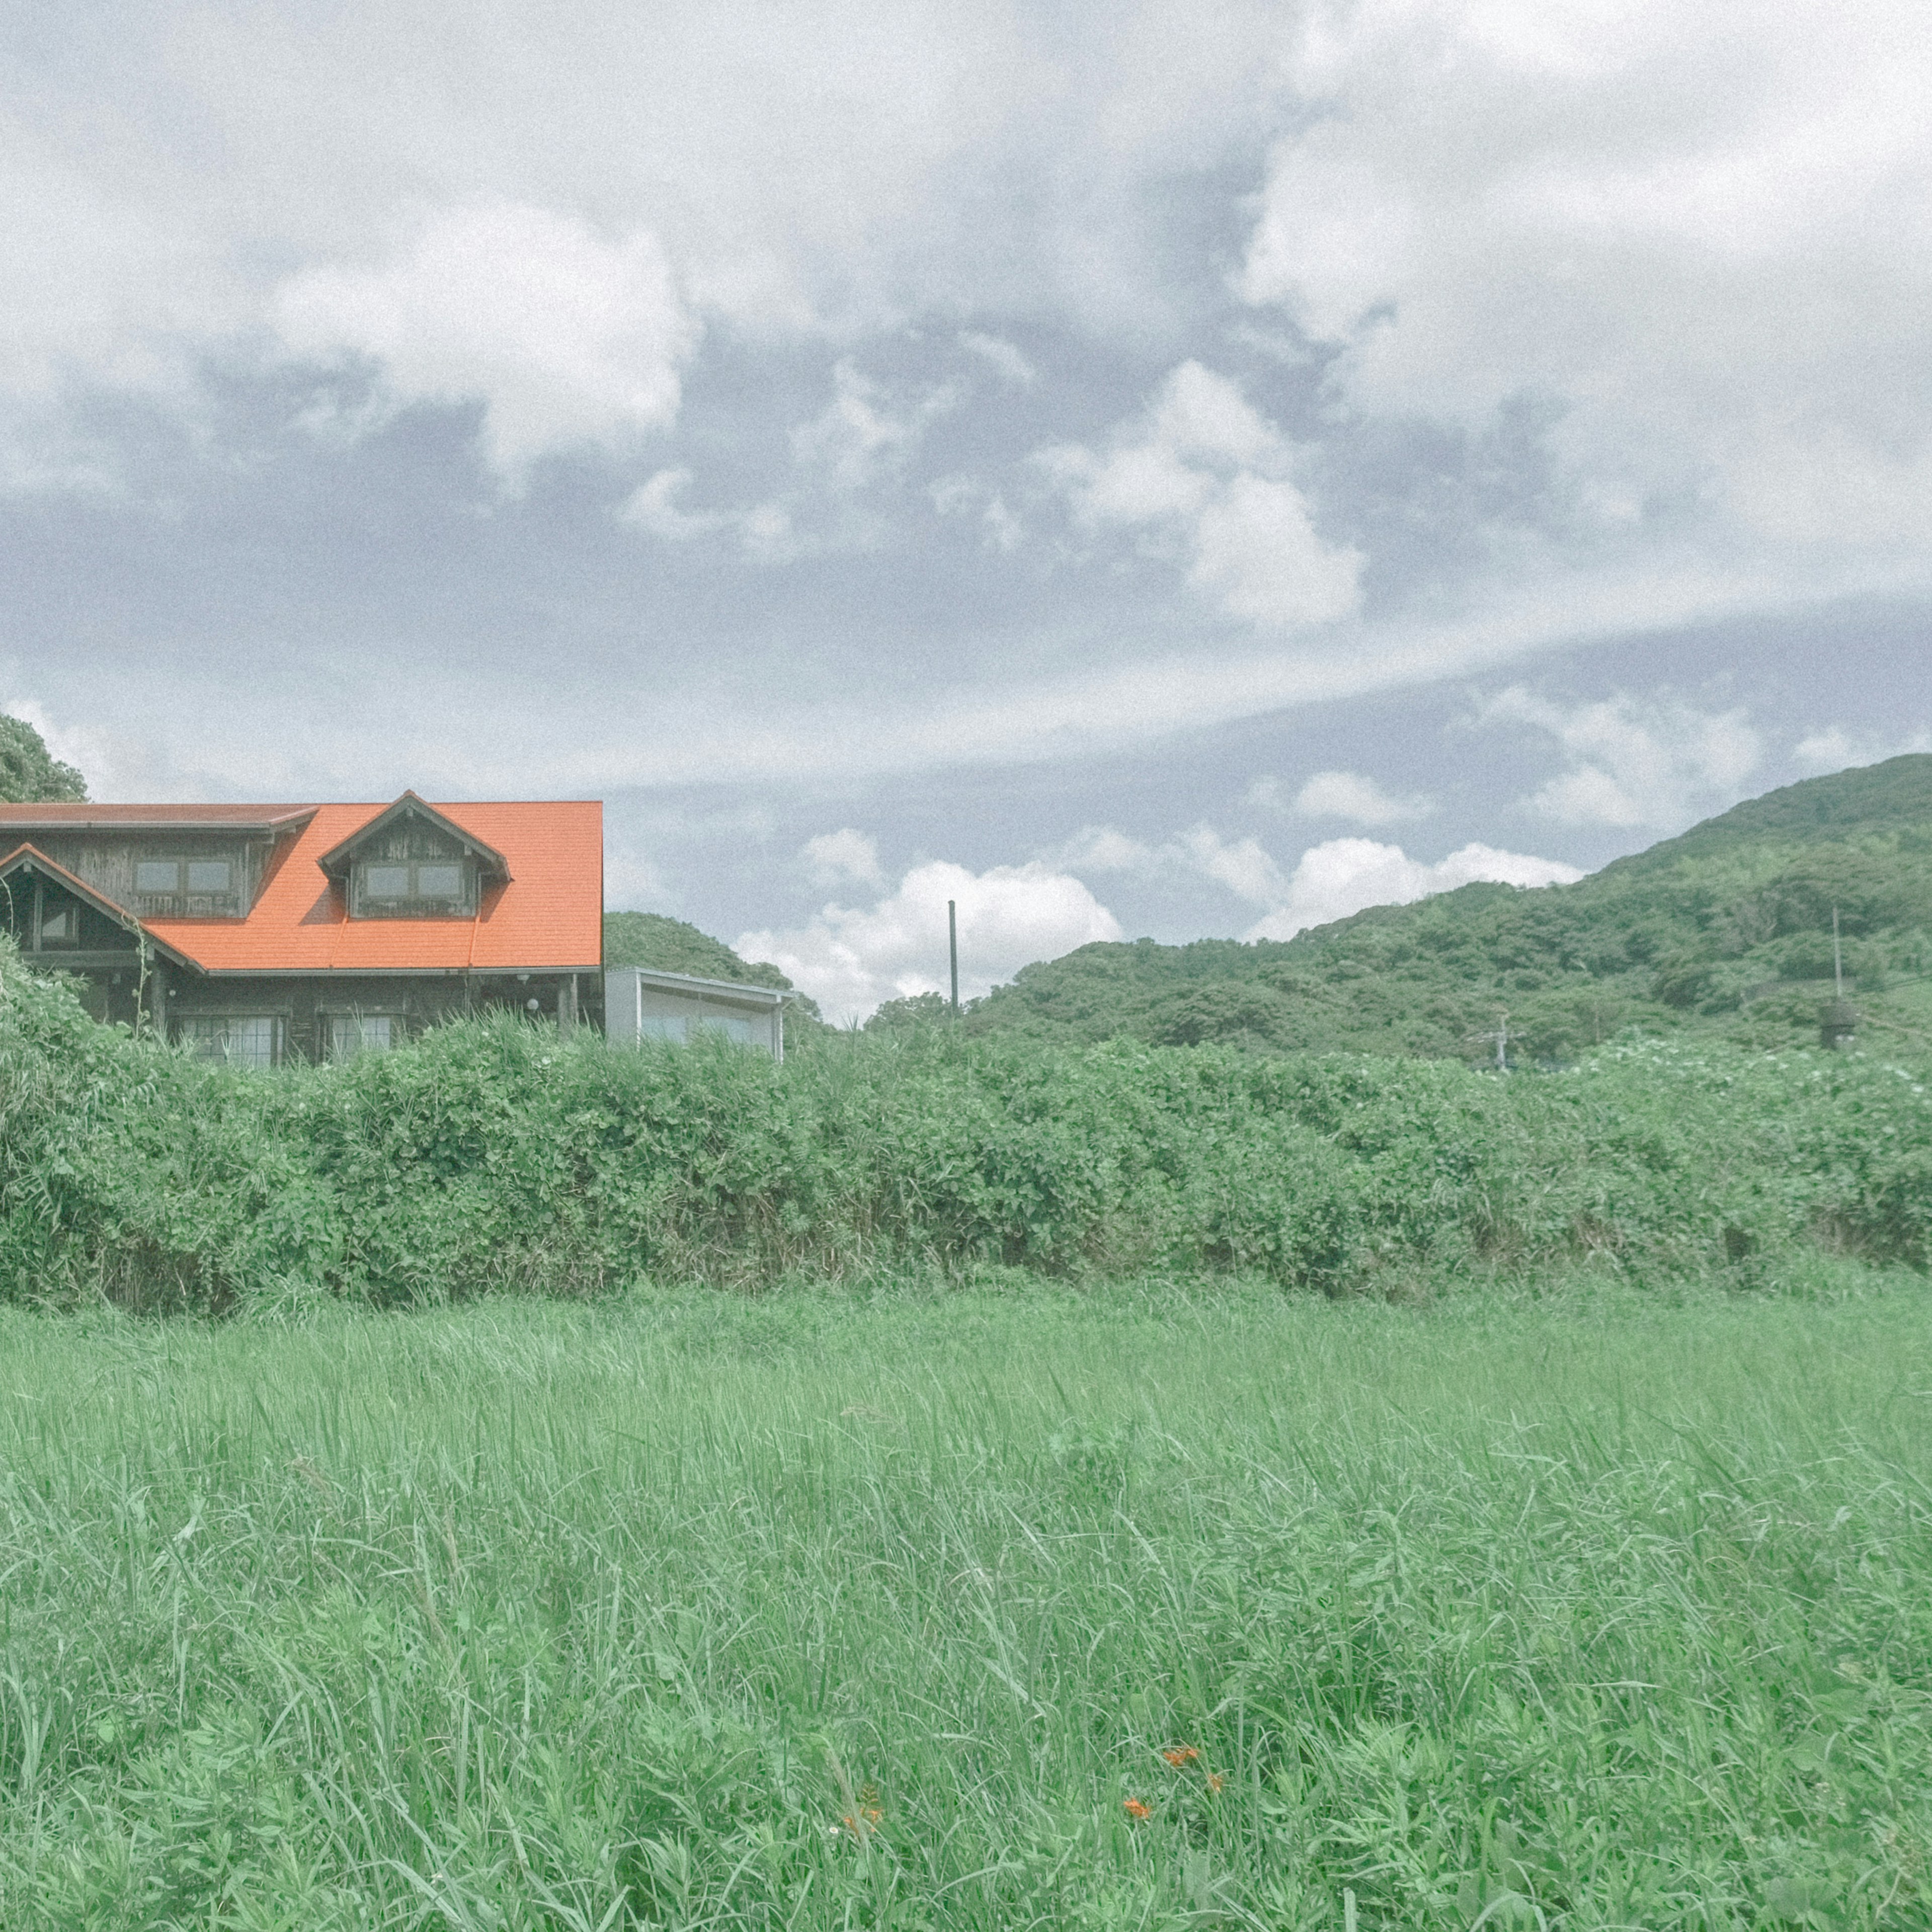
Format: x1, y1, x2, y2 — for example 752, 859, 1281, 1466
955, 755, 1932, 1064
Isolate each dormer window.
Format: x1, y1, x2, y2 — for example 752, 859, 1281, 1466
131, 854, 243, 916
134, 858, 232, 896
322, 791, 509, 920
352, 856, 475, 916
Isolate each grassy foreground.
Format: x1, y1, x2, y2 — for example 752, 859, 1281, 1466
3, 1281, 1930, 1929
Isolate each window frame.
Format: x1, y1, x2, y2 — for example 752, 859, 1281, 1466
326, 1011, 406, 1061
350, 856, 476, 918
131, 854, 243, 916
177, 1013, 284, 1070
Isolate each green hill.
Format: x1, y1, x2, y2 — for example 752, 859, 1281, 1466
954, 755, 1932, 1064
603, 911, 825, 1024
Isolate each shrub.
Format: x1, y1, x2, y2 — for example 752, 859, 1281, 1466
4, 939, 1928, 1311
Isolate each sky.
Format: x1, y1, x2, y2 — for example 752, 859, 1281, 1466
5, 1, 1930, 1020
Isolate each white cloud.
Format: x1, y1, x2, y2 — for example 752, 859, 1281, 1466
1240, 1, 1932, 562
618, 467, 726, 540
930, 474, 1027, 551
1245, 838, 1583, 942
1175, 825, 1287, 907
957, 331, 1037, 386
1793, 723, 1932, 772
274, 201, 694, 483
737, 858, 1121, 1023
1040, 361, 1364, 630
791, 359, 960, 493
801, 827, 884, 889
1055, 825, 1158, 872
1479, 686, 1762, 829
1277, 768, 1433, 825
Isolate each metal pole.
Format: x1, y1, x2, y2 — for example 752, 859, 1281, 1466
1832, 906, 1844, 999
948, 900, 959, 1018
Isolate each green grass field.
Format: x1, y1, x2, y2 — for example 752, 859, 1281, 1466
4, 1278, 1930, 1929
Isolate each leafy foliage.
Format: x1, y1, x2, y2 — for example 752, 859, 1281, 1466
605, 909, 826, 1027
604, 910, 791, 987
7, 934, 1930, 1312
0, 709, 87, 803
964, 755, 1932, 1064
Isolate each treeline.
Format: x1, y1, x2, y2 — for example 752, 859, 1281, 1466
5, 939, 1929, 1313
945, 756, 1932, 1063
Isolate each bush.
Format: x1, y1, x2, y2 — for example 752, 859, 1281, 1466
4, 939, 1929, 1312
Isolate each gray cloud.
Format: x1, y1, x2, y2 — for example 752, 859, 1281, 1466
2, 2, 1929, 968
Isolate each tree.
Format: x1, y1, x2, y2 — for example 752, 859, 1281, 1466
0, 712, 87, 803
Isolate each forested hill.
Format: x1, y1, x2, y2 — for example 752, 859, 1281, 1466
941, 755, 1932, 1064
603, 911, 826, 1024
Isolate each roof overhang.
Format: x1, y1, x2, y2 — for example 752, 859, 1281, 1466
316, 792, 512, 886
607, 964, 789, 1007
0, 808, 316, 836
0, 843, 198, 970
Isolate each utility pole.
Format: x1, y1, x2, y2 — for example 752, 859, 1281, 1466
948, 900, 960, 1019
1494, 1010, 1510, 1074
1833, 905, 1844, 1000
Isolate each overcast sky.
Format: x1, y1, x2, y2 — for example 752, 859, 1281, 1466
5, 2, 1929, 1018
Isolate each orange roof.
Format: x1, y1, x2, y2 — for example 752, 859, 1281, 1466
124, 799, 603, 976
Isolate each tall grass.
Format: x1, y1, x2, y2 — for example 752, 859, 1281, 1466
5, 940, 1931, 1311
2, 1282, 1928, 1927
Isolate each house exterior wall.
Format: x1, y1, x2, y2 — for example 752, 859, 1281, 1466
164, 969, 602, 1062
23, 832, 280, 919
605, 967, 783, 1059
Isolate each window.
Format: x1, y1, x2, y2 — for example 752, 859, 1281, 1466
354, 858, 472, 914
640, 1011, 756, 1045
179, 1015, 281, 1069
37, 902, 79, 948
329, 1013, 399, 1060
132, 856, 239, 911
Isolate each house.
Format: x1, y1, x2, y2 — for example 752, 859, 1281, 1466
605, 964, 786, 1061
0, 792, 602, 1064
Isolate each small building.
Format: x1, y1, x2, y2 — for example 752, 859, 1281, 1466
605, 964, 786, 1061
0, 791, 603, 1063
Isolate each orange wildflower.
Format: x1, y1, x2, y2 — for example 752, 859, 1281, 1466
1122, 1797, 1151, 1820
1162, 1746, 1200, 1768
1205, 1773, 1225, 1795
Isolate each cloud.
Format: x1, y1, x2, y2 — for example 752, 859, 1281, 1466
801, 827, 884, 889
1268, 768, 1433, 825
737, 858, 1121, 1023
957, 331, 1037, 386
1792, 723, 1932, 772
791, 359, 959, 493
1040, 361, 1364, 629
1239, 1, 1932, 562
1245, 839, 1583, 942
618, 467, 727, 540
1054, 825, 1158, 872
1478, 686, 1762, 829
1174, 825, 1287, 907
274, 201, 694, 483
